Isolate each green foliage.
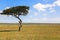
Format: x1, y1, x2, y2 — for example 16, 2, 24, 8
1, 6, 29, 16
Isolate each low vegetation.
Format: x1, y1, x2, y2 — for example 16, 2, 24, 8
0, 23, 60, 40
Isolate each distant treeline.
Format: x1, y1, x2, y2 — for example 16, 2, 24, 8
0, 23, 60, 25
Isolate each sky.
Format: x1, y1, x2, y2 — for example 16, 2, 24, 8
0, 0, 60, 23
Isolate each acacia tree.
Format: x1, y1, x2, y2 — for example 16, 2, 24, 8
0, 6, 29, 31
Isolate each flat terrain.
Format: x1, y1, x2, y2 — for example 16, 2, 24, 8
0, 23, 60, 40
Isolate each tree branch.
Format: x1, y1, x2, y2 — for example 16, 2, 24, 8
13, 15, 22, 22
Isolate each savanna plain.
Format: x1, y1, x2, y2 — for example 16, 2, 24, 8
0, 23, 60, 40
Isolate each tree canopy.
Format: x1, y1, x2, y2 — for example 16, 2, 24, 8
1, 6, 29, 17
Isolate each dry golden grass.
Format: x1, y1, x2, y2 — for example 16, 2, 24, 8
0, 23, 60, 40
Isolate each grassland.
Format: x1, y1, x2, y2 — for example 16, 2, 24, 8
0, 23, 60, 40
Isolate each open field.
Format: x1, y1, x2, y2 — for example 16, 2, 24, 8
0, 23, 60, 40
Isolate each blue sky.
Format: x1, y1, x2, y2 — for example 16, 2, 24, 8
0, 0, 60, 23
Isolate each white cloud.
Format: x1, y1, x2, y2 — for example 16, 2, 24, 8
33, 3, 47, 11
47, 18, 60, 23
31, 18, 41, 23
48, 7, 56, 13
33, 3, 55, 11
54, 0, 60, 6
43, 14, 47, 16
0, 10, 3, 13
33, 0, 60, 12
50, 9, 56, 13
24, 18, 60, 23
32, 18, 39, 21
5, 7, 10, 9
42, 17, 47, 21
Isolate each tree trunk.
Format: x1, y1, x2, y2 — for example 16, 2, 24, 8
14, 15, 22, 31
18, 19, 22, 31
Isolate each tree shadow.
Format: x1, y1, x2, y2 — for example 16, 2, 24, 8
0, 30, 17, 32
